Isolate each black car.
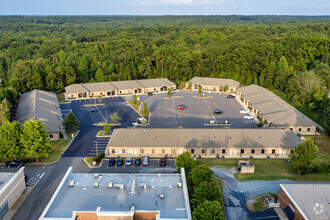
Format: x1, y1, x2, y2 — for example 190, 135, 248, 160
213, 109, 223, 114
87, 108, 98, 113
226, 94, 235, 99
135, 158, 141, 166
117, 159, 123, 166
6, 160, 24, 167
109, 158, 115, 166
159, 158, 167, 166
147, 92, 153, 96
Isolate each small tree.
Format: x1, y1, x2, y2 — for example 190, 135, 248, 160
104, 123, 111, 134
191, 164, 214, 187
175, 151, 197, 174
167, 88, 172, 96
110, 112, 121, 124
224, 85, 229, 92
289, 138, 318, 175
0, 121, 22, 159
143, 102, 149, 116
187, 82, 192, 89
63, 112, 80, 132
97, 95, 102, 103
20, 120, 52, 162
191, 181, 223, 209
198, 86, 202, 95
133, 94, 138, 105
192, 200, 225, 220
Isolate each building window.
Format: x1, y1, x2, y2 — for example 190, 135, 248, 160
201, 149, 205, 154
122, 149, 126, 154
213, 87, 216, 90
298, 128, 302, 131
91, 93, 94, 96
191, 149, 195, 154
272, 149, 275, 154
290, 128, 293, 131
154, 88, 156, 91
100, 92, 102, 95
152, 149, 155, 154
211, 149, 215, 154
261, 149, 265, 154
162, 149, 165, 154
112, 149, 115, 154
251, 149, 255, 154
49, 134, 53, 138
222, 149, 226, 154
241, 149, 244, 154
119, 91, 122, 94
289, 202, 295, 211
307, 128, 310, 131
71, 95, 74, 98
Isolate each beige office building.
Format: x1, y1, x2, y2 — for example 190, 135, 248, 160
65, 78, 176, 99
236, 85, 321, 134
186, 77, 240, 92
107, 128, 302, 158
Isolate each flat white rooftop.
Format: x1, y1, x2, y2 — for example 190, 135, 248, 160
41, 168, 191, 219
0, 172, 17, 191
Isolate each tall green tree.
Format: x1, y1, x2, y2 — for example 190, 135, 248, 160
95, 68, 105, 82
191, 164, 214, 187
175, 151, 197, 174
63, 112, 80, 132
143, 102, 149, 116
192, 201, 225, 220
274, 56, 290, 90
289, 138, 318, 174
0, 121, 22, 159
0, 99, 10, 125
191, 180, 223, 208
20, 120, 52, 162
78, 57, 89, 83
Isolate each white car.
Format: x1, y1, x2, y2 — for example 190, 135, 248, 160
239, 109, 249, 114
126, 158, 132, 166
244, 115, 253, 120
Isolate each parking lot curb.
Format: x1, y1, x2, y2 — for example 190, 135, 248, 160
126, 101, 150, 126
194, 95, 213, 98
83, 157, 104, 168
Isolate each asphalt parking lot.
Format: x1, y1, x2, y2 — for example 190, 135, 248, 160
139, 91, 256, 128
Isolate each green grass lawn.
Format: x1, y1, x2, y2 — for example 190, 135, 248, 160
57, 93, 70, 103
251, 195, 269, 211
97, 130, 111, 137
38, 131, 77, 163
198, 134, 330, 182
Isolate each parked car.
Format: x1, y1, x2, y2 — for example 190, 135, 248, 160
126, 158, 133, 166
142, 157, 149, 166
87, 108, 98, 113
135, 158, 141, 166
147, 92, 153, 96
108, 158, 115, 166
159, 158, 167, 166
177, 105, 187, 110
5, 160, 24, 167
117, 158, 123, 166
226, 94, 235, 99
244, 115, 253, 119
239, 109, 249, 114
213, 109, 223, 114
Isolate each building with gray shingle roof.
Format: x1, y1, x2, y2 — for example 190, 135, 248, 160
107, 128, 302, 158
186, 77, 240, 92
65, 78, 176, 99
236, 84, 321, 134
15, 89, 63, 140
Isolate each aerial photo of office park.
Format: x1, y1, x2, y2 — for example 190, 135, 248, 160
0, 3, 329, 220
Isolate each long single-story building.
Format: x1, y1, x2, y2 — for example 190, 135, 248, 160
65, 78, 176, 99
0, 168, 26, 219
279, 184, 330, 220
236, 85, 321, 134
186, 77, 240, 92
15, 89, 64, 140
107, 128, 302, 158
40, 167, 191, 220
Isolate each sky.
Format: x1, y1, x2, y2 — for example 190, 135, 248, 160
0, 0, 329, 16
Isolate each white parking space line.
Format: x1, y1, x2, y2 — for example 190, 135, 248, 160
203, 97, 217, 123
94, 105, 106, 122
171, 98, 178, 126
42, 164, 47, 169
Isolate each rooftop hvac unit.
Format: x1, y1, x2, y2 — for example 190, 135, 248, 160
94, 182, 99, 187
177, 182, 183, 188
108, 182, 113, 188
69, 180, 74, 188
160, 194, 164, 199
130, 203, 135, 212
94, 173, 98, 179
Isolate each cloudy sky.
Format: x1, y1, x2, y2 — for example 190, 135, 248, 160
0, 0, 329, 15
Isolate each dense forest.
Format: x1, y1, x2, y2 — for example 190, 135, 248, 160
0, 16, 329, 132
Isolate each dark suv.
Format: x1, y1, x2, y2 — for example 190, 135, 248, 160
6, 160, 24, 167
226, 94, 235, 99
213, 109, 223, 114
109, 159, 115, 166
88, 108, 98, 113
159, 158, 167, 166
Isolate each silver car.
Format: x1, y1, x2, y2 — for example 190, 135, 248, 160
142, 157, 149, 166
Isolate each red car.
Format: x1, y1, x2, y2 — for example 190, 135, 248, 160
177, 105, 187, 110
160, 158, 167, 166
